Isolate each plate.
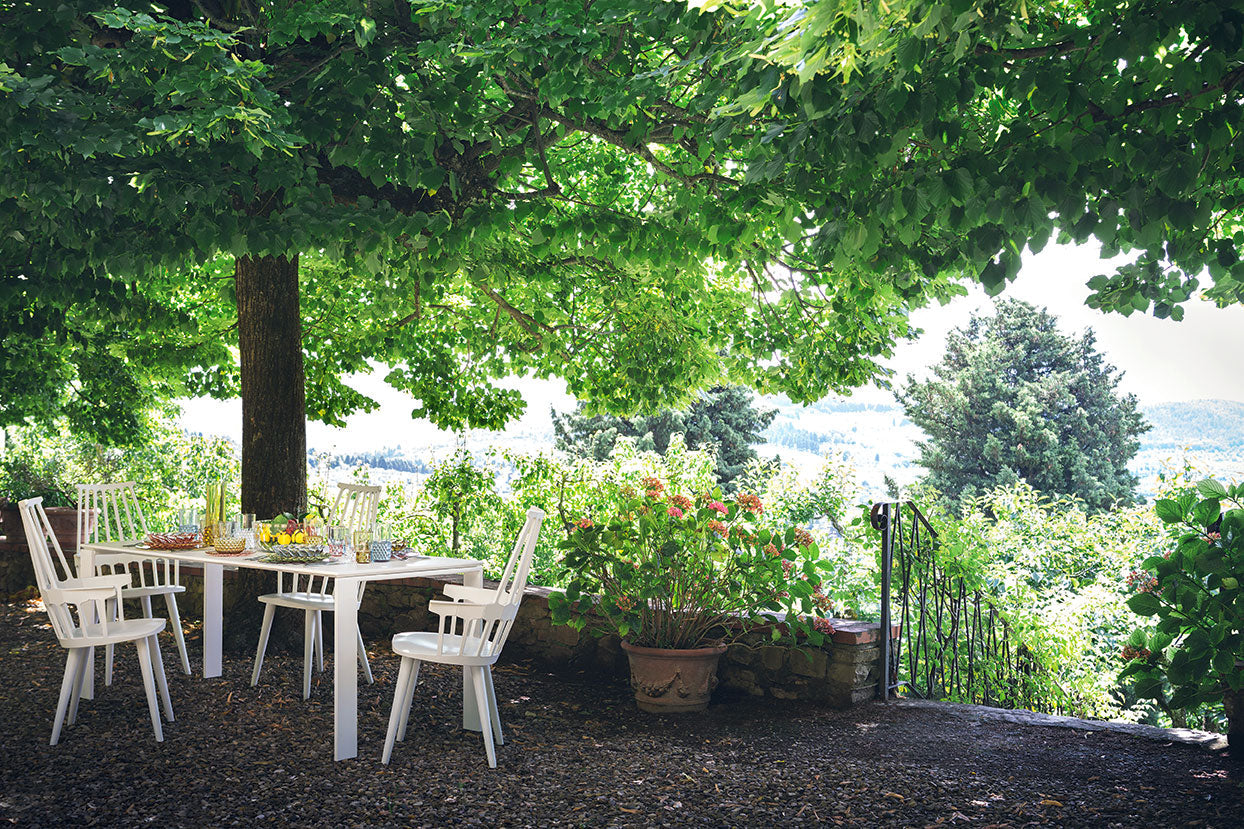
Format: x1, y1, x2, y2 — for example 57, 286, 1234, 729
144, 532, 203, 550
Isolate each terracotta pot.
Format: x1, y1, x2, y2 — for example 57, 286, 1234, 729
620, 640, 728, 714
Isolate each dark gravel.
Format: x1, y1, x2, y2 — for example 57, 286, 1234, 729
1, 599, 1241, 827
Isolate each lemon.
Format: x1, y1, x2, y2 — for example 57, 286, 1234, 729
277, 532, 292, 545
293, 530, 306, 544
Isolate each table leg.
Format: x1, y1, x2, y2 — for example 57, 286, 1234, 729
462, 566, 484, 733
334, 578, 360, 761
204, 562, 223, 678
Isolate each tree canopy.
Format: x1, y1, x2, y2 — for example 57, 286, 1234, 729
897, 299, 1149, 511
552, 384, 776, 489
2, 0, 1241, 509
1, 1, 948, 445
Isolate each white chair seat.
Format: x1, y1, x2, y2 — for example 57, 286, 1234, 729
250, 482, 382, 700
68, 617, 166, 648
19, 497, 174, 745
121, 584, 187, 601
383, 507, 545, 768
392, 631, 495, 667
257, 591, 335, 611
78, 482, 192, 679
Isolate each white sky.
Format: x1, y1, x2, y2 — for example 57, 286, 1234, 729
179, 240, 1244, 450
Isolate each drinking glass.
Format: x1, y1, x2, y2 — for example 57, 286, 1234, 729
241, 513, 257, 550
326, 526, 348, 559
353, 530, 372, 564
369, 523, 393, 563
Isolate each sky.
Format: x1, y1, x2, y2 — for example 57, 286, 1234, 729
179, 240, 1244, 452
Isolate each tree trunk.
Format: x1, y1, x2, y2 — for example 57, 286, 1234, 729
228, 253, 308, 652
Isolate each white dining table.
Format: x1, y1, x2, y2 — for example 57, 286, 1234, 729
79, 542, 486, 761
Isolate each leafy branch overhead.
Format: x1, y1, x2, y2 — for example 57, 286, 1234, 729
3, 0, 1242, 441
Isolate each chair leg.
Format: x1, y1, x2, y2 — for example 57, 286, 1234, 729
51, 649, 84, 746
104, 597, 116, 687
470, 666, 497, 768
302, 610, 315, 700
382, 658, 415, 765
313, 610, 324, 673
68, 646, 90, 726
357, 626, 374, 684
397, 660, 421, 741
149, 633, 174, 723
134, 638, 164, 742
484, 665, 504, 746
164, 593, 191, 675
251, 604, 276, 686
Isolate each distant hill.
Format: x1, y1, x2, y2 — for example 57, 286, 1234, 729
1140, 400, 1244, 452
759, 396, 1244, 499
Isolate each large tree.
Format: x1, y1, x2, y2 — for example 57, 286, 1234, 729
1, 0, 953, 519
897, 300, 1149, 511
552, 385, 776, 489
4, 0, 1243, 519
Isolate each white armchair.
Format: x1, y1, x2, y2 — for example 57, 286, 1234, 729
20, 497, 173, 744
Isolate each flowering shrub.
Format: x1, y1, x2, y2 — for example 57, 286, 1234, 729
548, 480, 835, 649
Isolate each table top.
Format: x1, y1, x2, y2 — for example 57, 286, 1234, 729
81, 541, 484, 581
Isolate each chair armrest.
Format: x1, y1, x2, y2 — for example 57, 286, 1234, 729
61, 574, 131, 592
429, 599, 489, 618
441, 584, 494, 604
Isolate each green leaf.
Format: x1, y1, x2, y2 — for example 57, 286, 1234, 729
1154, 499, 1184, 523
1197, 479, 1229, 500
1192, 498, 1221, 527
1127, 592, 1161, 616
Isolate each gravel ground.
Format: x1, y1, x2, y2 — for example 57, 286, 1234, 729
1, 599, 1241, 828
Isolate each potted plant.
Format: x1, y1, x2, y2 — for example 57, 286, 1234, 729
549, 477, 834, 713
0, 449, 84, 553
1122, 478, 1244, 757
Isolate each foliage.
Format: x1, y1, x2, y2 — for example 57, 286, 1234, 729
0, 0, 957, 458
1123, 478, 1244, 720
549, 479, 833, 649
552, 385, 776, 490
419, 447, 502, 556
0, 409, 240, 521
710, 0, 1244, 315
898, 300, 1149, 512
923, 483, 1167, 718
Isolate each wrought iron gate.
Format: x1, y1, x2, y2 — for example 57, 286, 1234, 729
872, 501, 1063, 713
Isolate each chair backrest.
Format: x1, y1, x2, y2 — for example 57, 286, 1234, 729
436, 507, 545, 661
19, 497, 105, 642
492, 507, 545, 604
328, 483, 381, 533
77, 482, 149, 545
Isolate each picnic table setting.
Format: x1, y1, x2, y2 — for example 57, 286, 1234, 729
16, 479, 545, 766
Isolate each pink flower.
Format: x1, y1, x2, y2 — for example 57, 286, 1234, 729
667, 506, 684, 518
708, 500, 727, 515
811, 617, 835, 635
669, 494, 693, 510
793, 527, 815, 548
736, 493, 763, 514
575, 517, 594, 529
706, 519, 727, 537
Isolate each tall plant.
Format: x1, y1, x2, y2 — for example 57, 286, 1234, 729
1123, 479, 1244, 754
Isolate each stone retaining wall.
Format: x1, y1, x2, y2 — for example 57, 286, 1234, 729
1, 541, 891, 708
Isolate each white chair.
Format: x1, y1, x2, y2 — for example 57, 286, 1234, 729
19, 497, 173, 744
251, 482, 382, 699
77, 483, 191, 682
382, 506, 545, 768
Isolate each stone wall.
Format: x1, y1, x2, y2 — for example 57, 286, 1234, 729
1, 544, 892, 708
